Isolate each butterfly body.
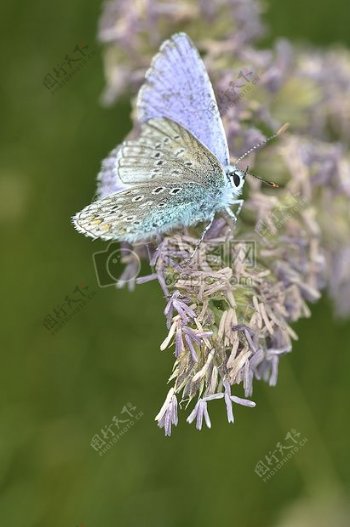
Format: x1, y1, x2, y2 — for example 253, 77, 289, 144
72, 33, 247, 243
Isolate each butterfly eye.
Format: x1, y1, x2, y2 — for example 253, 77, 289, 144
233, 173, 241, 187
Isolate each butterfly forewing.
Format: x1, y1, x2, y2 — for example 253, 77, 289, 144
113, 118, 225, 187
137, 33, 230, 167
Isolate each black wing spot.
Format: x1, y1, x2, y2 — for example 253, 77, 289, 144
175, 149, 185, 157
152, 187, 165, 195
132, 195, 144, 202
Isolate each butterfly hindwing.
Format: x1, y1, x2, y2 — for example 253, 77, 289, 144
73, 178, 223, 243
96, 144, 130, 199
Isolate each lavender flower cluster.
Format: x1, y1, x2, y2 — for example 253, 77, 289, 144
97, 0, 350, 434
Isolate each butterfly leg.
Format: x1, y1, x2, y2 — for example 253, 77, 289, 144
223, 208, 237, 236
224, 200, 244, 224
224, 200, 243, 237
231, 199, 244, 217
190, 214, 215, 260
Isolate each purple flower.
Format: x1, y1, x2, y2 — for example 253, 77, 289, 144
98, 0, 265, 104
186, 398, 212, 430
186, 389, 255, 430
164, 291, 196, 328
223, 382, 255, 423
155, 388, 178, 436
97, 0, 350, 434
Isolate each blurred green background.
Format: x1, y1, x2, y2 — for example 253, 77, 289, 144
1, 1, 350, 526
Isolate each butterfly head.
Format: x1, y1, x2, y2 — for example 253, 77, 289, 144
226, 165, 246, 194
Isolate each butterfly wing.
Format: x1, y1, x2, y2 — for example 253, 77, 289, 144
96, 117, 224, 198
73, 120, 227, 242
96, 145, 130, 198
73, 179, 223, 243
137, 32, 230, 167
110, 118, 225, 187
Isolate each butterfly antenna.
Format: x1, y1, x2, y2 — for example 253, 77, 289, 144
243, 164, 279, 188
234, 122, 289, 165
246, 173, 279, 188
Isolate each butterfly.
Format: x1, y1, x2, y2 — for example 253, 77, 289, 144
72, 32, 271, 244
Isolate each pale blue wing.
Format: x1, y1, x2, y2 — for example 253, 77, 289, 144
96, 145, 130, 199
97, 118, 226, 198
137, 32, 230, 167
73, 179, 221, 244
113, 118, 225, 186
